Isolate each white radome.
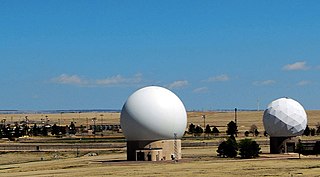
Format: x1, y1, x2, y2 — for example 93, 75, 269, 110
263, 97, 307, 137
120, 86, 187, 141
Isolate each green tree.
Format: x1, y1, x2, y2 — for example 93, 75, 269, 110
194, 125, 203, 136
217, 136, 238, 158
205, 124, 211, 134
303, 125, 310, 136
316, 123, 320, 135
60, 126, 67, 135
226, 121, 238, 137
21, 124, 29, 136
217, 141, 228, 157
32, 124, 39, 136
14, 124, 21, 138
51, 124, 60, 136
69, 122, 76, 135
212, 126, 220, 136
42, 126, 48, 136
188, 123, 195, 134
238, 139, 261, 159
310, 128, 316, 136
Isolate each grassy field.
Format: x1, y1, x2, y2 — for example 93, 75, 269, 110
0, 147, 320, 177
0, 111, 320, 176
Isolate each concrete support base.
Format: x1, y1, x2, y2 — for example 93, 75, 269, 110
126, 139, 181, 161
270, 137, 299, 154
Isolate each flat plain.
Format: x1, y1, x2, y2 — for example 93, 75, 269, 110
0, 111, 320, 177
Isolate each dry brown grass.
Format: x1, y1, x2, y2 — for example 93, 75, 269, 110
0, 147, 320, 177
187, 110, 320, 134
0, 112, 120, 126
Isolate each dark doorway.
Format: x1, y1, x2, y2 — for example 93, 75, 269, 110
147, 153, 152, 161
286, 142, 295, 153
137, 152, 144, 161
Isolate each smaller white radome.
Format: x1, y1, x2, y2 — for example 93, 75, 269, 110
120, 86, 187, 141
263, 97, 307, 137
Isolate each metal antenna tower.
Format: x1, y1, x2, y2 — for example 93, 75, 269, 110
174, 133, 178, 162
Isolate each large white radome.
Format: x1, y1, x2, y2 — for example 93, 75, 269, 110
263, 97, 307, 137
120, 86, 187, 141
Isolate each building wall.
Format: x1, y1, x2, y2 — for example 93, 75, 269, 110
127, 139, 181, 161
270, 137, 299, 154
136, 149, 163, 161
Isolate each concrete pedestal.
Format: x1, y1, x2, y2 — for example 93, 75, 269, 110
126, 139, 181, 161
270, 137, 299, 154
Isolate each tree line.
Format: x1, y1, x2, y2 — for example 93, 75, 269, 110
0, 122, 83, 140
187, 121, 320, 138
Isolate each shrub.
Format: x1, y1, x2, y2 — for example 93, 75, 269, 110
238, 139, 261, 159
226, 121, 238, 137
205, 124, 211, 134
310, 128, 316, 136
303, 125, 310, 136
194, 125, 203, 136
212, 126, 220, 135
244, 131, 250, 137
188, 123, 195, 134
217, 136, 238, 158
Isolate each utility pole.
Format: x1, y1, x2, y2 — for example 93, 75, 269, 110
235, 108, 238, 137
234, 108, 237, 125
92, 117, 97, 142
202, 115, 206, 139
100, 114, 103, 127
60, 112, 63, 125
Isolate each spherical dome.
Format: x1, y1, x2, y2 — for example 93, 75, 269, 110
263, 97, 307, 137
120, 86, 187, 141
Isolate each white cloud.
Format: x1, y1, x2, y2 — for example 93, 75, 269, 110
283, 61, 309, 71
52, 74, 87, 85
297, 80, 311, 86
205, 74, 230, 82
253, 80, 276, 86
96, 75, 125, 85
96, 73, 143, 86
167, 80, 189, 89
52, 73, 143, 87
193, 87, 209, 93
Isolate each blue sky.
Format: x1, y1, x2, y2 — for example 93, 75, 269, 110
1, 1, 320, 110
